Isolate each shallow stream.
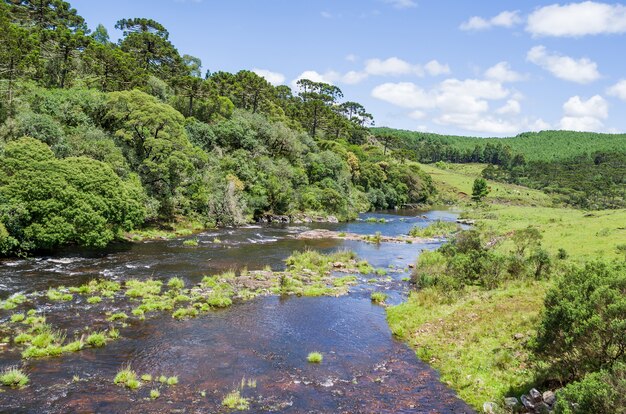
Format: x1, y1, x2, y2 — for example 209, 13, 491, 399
0, 209, 474, 413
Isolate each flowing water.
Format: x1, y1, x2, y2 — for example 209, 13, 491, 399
0, 209, 474, 414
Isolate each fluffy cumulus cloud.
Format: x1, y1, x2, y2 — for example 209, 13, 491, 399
527, 1, 626, 37
527, 46, 600, 84
484, 61, 525, 83
607, 80, 626, 100
252, 69, 286, 86
460, 10, 522, 31
365, 57, 423, 77
559, 95, 609, 131
371, 77, 546, 134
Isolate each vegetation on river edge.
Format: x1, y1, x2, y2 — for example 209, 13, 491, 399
387, 165, 626, 412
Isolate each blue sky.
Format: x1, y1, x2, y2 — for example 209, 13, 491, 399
72, 0, 626, 137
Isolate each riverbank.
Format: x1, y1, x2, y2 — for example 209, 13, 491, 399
386, 162, 626, 411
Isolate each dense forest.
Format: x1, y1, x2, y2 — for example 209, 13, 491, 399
372, 127, 626, 209
0, 0, 435, 255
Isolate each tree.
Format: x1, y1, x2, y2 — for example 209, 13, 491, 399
471, 178, 489, 202
0, 6, 35, 111
115, 18, 184, 80
296, 79, 343, 137
105, 89, 205, 218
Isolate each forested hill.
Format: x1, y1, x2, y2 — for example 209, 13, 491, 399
0, 1, 435, 256
371, 127, 626, 210
372, 127, 626, 162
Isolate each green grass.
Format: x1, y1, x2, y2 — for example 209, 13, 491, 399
307, 352, 323, 363
150, 388, 160, 399
10, 313, 25, 323
86, 296, 102, 304
46, 288, 73, 302
419, 163, 552, 206
387, 281, 546, 409
371, 292, 388, 304
0, 367, 29, 388
222, 390, 250, 410
167, 277, 185, 290
409, 220, 460, 238
182, 239, 199, 247
114, 366, 140, 389
86, 332, 107, 348
470, 205, 626, 261
166, 376, 178, 385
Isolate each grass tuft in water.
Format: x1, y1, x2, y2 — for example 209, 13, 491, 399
371, 292, 388, 304
86, 332, 107, 348
114, 366, 140, 390
307, 352, 323, 363
87, 296, 102, 304
0, 367, 29, 388
150, 388, 160, 399
222, 390, 250, 410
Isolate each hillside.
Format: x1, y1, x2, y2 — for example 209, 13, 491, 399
373, 127, 626, 162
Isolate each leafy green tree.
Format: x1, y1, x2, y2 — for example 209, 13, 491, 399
471, 178, 489, 202
105, 89, 205, 218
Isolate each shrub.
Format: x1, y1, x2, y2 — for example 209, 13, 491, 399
535, 261, 626, 381
554, 363, 626, 414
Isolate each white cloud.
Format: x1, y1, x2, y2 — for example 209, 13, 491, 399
607, 80, 626, 100
364, 57, 423, 77
460, 10, 522, 31
424, 60, 451, 76
371, 82, 434, 109
291, 70, 340, 88
252, 69, 285, 86
320, 11, 333, 19
342, 70, 369, 85
496, 99, 521, 115
345, 54, 358, 62
559, 95, 608, 131
383, 0, 417, 10
563, 95, 608, 119
527, 1, 626, 37
527, 45, 600, 84
371, 77, 551, 134
484, 61, 525, 82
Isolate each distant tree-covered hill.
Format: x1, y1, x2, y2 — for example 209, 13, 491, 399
372, 128, 626, 162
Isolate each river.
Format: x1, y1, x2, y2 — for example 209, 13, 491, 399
0, 209, 474, 413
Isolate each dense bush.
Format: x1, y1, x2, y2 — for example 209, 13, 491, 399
554, 363, 626, 414
0, 138, 145, 252
412, 227, 553, 291
535, 261, 626, 381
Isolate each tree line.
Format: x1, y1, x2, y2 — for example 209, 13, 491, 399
0, 0, 434, 255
